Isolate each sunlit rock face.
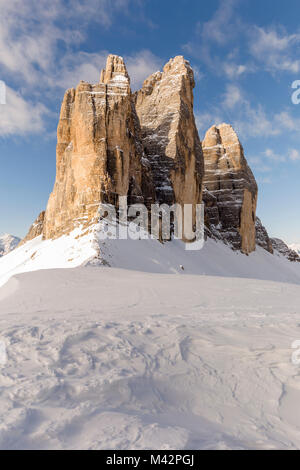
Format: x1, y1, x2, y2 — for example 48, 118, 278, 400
42, 54, 151, 240
202, 123, 258, 254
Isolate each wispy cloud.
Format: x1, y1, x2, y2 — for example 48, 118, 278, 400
0, 86, 48, 136
0, 0, 156, 136
289, 149, 300, 161
197, 81, 300, 140
200, 0, 239, 45
249, 26, 300, 73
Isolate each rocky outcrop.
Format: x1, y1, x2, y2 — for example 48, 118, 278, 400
22, 54, 203, 244
255, 217, 273, 254
20, 211, 45, 245
270, 238, 300, 262
134, 56, 203, 217
43, 55, 150, 240
202, 124, 258, 254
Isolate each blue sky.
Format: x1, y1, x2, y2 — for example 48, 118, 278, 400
1, 0, 300, 242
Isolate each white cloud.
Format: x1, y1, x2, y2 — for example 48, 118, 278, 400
0, 0, 147, 135
194, 112, 225, 138
249, 26, 300, 73
289, 149, 300, 161
200, 0, 238, 45
264, 148, 285, 162
0, 86, 47, 136
223, 63, 248, 79
248, 156, 272, 173
222, 84, 244, 109
0, 0, 140, 86
54, 52, 108, 90
125, 50, 163, 90
274, 111, 300, 132
249, 147, 300, 169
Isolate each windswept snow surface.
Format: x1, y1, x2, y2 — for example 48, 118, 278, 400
1, 229, 300, 449
0, 268, 300, 449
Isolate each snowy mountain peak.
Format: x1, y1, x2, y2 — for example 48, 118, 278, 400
0, 234, 20, 257
288, 243, 300, 255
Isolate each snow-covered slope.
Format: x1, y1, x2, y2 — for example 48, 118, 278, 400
1, 224, 300, 288
0, 234, 20, 257
1, 225, 300, 449
1, 267, 300, 449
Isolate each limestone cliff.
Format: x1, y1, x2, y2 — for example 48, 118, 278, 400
202, 124, 258, 254
43, 55, 149, 240
23, 55, 203, 244
134, 56, 204, 213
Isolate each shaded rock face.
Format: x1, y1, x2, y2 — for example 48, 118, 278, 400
43, 55, 148, 240
202, 124, 258, 254
20, 212, 45, 246
255, 217, 273, 254
134, 56, 204, 211
270, 238, 300, 262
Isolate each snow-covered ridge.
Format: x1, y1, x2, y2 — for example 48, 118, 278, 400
0, 234, 20, 257
1, 223, 300, 289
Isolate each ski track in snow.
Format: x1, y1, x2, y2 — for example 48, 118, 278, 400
0, 267, 300, 450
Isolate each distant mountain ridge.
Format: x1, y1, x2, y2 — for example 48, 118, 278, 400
0, 234, 20, 257
288, 243, 300, 255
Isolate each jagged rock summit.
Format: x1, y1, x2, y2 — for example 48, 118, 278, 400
43, 54, 149, 240
23, 54, 204, 243
202, 123, 258, 254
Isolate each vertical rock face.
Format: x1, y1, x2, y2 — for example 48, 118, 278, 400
134, 56, 203, 210
43, 55, 147, 240
202, 124, 258, 254
255, 217, 273, 254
